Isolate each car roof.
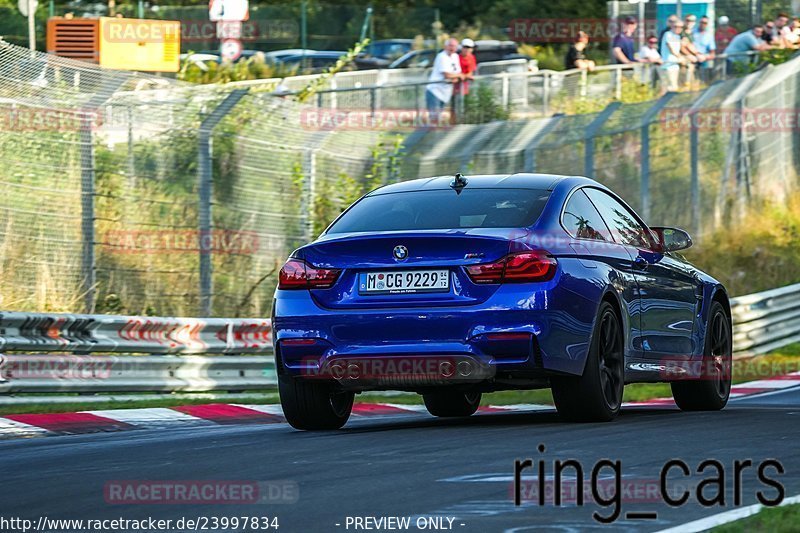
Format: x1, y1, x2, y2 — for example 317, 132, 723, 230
366, 173, 600, 196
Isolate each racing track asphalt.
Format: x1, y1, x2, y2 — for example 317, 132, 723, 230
1, 386, 799, 533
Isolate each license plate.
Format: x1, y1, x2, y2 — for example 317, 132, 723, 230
359, 269, 450, 295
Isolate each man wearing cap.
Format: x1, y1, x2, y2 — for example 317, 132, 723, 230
612, 16, 639, 64
716, 16, 738, 53
457, 38, 477, 96
425, 37, 463, 124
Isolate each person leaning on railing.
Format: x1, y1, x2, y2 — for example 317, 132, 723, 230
724, 24, 771, 73
638, 35, 663, 89
692, 15, 716, 83
565, 31, 596, 71
660, 18, 686, 91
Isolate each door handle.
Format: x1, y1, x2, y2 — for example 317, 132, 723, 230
633, 256, 648, 270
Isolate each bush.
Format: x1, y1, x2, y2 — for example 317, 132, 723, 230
686, 198, 800, 296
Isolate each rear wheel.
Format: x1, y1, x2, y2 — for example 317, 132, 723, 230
671, 301, 732, 411
423, 391, 481, 417
278, 374, 354, 430
551, 301, 624, 422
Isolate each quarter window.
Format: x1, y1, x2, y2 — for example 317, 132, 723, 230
583, 188, 653, 249
562, 190, 612, 241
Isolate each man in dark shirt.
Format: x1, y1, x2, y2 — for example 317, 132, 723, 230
612, 16, 639, 63
565, 31, 595, 70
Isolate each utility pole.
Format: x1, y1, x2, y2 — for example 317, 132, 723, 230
28, 0, 35, 51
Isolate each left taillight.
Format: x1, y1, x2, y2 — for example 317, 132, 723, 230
278, 258, 341, 290
465, 250, 557, 284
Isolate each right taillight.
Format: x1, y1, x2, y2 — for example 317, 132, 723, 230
278, 258, 341, 290
465, 251, 556, 284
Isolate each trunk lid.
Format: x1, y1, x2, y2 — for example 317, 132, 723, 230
298, 229, 524, 309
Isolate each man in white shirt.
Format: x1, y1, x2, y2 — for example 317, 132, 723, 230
426, 38, 463, 124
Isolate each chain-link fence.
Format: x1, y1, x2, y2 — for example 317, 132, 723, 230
1, 40, 798, 318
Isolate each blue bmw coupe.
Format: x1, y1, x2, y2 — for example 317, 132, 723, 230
273, 173, 732, 429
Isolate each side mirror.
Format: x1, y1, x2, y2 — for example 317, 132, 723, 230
651, 227, 693, 252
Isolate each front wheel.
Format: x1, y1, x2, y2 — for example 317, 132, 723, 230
551, 301, 625, 422
671, 301, 732, 411
278, 374, 354, 430
423, 391, 481, 417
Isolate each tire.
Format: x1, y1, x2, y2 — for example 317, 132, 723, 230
278, 374, 354, 430
671, 301, 732, 411
423, 391, 481, 417
551, 301, 625, 422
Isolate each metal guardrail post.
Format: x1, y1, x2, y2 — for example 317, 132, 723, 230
583, 102, 620, 179
639, 92, 677, 221
197, 89, 249, 317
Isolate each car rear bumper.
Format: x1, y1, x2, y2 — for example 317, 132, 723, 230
273, 283, 597, 386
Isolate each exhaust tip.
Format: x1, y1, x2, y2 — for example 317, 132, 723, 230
346, 364, 361, 379
457, 360, 473, 377
440, 361, 455, 378
329, 362, 346, 379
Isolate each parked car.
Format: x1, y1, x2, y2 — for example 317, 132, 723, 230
387, 40, 524, 69
355, 39, 431, 70
263, 48, 318, 65
273, 173, 733, 430
275, 51, 349, 74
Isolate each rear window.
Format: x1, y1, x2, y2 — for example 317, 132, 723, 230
326, 188, 551, 234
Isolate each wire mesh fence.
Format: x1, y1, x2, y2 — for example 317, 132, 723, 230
1, 41, 798, 318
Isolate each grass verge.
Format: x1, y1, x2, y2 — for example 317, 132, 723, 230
712, 503, 800, 532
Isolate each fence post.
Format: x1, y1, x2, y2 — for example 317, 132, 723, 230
583, 102, 620, 179
126, 104, 135, 186
79, 112, 96, 313
197, 89, 249, 317
302, 148, 316, 241
543, 72, 550, 116
686, 82, 723, 237
78, 81, 127, 313
639, 92, 676, 221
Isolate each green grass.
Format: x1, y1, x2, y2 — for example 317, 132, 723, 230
712, 504, 800, 532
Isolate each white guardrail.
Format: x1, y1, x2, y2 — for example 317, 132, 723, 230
0, 282, 796, 395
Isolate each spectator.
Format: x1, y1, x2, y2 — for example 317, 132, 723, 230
693, 15, 716, 78
639, 35, 663, 64
660, 18, 686, 91
456, 38, 477, 96
565, 31, 596, 71
681, 14, 706, 63
725, 24, 770, 69
612, 16, 639, 64
660, 14, 680, 51
638, 35, 663, 89
716, 15, 738, 53
773, 13, 793, 47
763, 21, 777, 45
425, 38, 463, 124
787, 17, 800, 48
